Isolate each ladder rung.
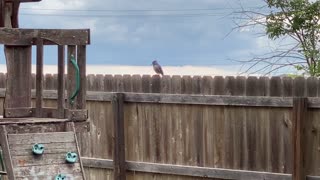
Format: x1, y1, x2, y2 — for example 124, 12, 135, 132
0, 171, 7, 175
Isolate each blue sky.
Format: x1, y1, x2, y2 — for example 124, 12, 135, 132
0, 0, 298, 75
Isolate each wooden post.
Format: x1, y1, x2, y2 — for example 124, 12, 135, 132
76, 45, 86, 110
112, 93, 126, 180
0, 126, 15, 179
35, 37, 43, 117
57, 45, 65, 118
292, 97, 307, 180
67, 45, 76, 110
0, 0, 4, 27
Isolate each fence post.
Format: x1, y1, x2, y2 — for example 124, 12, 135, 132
292, 97, 307, 180
112, 93, 126, 180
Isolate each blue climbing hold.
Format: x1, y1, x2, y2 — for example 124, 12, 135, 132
54, 174, 66, 180
32, 144, 44, 155
65, 152, 78, 163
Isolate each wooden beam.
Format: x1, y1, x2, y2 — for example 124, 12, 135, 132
5, 0, 41, 2
82, 158, 113, 169
4, 107, 33, 118
35, 37, 43, 117
292, 97, 308, 180
112, 93, 126, 180
124, 93, 293, 107
4, 89, 320, 108
0, 28, 90, 45
57, 45, 65, 118
0, 126, 15, 179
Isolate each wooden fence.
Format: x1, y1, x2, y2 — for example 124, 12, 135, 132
0, 74, 320, 179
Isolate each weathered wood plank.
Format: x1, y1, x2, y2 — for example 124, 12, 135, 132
269, 77, 282, 173
8, 132, 75, 145
0, 0, 4, 27
82, 158, 113, 169
292, 97, 308, 180
0, 126, 15, 179
112, 93, 126, 180
81, 158, 294, 180
15, 173, 83, 180
4, 107, 33, 118
4, 121, 89, 133
35, 37, 44, 118
65, 121, 87, 180
10, 142, 77, 156
76, 45, 87, 110
12, 154, 73, 167
14, 163, 81, 176
5, 88, 320, 108
4, 46, 32, 112
124, 93, 293, 107
0, 28, 90, 45
57, 45, 65, 118
67, 45, 77, 110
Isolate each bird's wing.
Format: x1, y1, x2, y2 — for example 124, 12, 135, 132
153, 64, 164, 75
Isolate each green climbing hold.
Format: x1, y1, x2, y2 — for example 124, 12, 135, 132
54, 174, 66, 180
69, 54, 80, 105
65, 152, 78, 163
32, 144, 44, 155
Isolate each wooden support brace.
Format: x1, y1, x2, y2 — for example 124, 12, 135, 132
112, 93, 126, 180
65, 122, 87, 180
292, 97, 308, 180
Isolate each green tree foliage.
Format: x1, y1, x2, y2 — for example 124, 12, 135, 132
265, 0, 320, 76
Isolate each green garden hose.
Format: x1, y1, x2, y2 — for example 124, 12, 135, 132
69, 54, 80, 104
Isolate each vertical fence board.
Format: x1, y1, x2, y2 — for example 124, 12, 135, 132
235, 76, 247, 170
269, 77, 283, 172
282, 77, 293, 173
292, 97, 308, 180
222, 76, 233, 169
103, 75, 113, 92
245, 76, 258, 171
201, 76, 214, 168
180, 76, 192, 168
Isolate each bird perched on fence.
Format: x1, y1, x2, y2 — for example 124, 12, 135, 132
152, 60, 164, 76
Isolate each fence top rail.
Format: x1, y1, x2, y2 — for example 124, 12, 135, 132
89, 92, 320, 108
1, 88, 320, 108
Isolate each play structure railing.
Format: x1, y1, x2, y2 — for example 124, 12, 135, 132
0, 28, 90, 121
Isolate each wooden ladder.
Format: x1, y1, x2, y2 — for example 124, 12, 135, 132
0, 122, 86, 180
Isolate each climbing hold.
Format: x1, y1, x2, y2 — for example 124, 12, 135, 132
69, 54, 80, 105
54, 174, 66, 180
32, 144, 44, 155
65, 152, 78, 163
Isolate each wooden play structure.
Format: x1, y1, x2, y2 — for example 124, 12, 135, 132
0, 0, 90, 179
